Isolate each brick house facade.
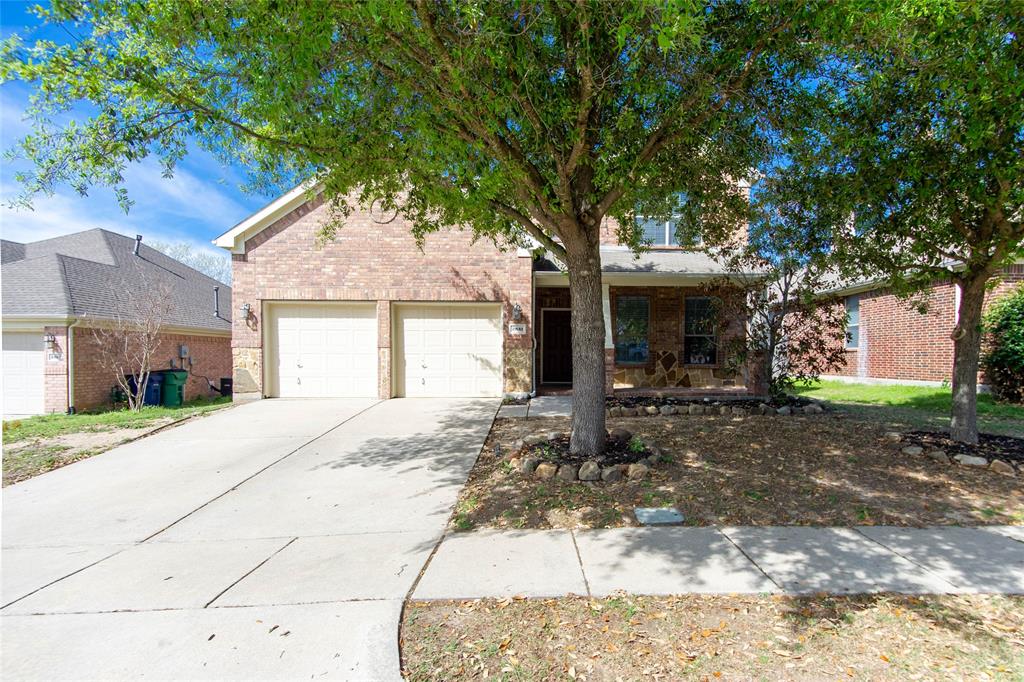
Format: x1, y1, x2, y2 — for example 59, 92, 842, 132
2, 229, 232, 417
824, 264, 1024, 385
217, 185, 764, 401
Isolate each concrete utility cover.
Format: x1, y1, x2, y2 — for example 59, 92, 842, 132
634, 507, 684, 525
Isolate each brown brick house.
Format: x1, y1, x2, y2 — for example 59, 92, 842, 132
216, 185, 764, 401
1, 229, 232, 417
821, 264, 1023, 385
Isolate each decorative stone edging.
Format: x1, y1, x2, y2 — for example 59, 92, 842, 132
606, 401, 825, 418
505, 429, 664, 484
892, 432, 1018, 477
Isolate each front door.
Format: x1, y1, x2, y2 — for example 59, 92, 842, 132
541, 309, 572, 384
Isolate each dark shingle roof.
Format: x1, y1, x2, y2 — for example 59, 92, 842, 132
1, 229, 231, 331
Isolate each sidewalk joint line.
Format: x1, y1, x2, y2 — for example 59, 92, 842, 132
715, 526, 784, 593
569, 530, 592, 599
0, 547, 130, 611
139, 400, 383, 543
850, 526, 960, 592
204, 537, 298, 608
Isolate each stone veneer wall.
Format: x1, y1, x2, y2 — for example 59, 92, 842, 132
608, 285, 748, 390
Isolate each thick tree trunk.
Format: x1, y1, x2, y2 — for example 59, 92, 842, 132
950, 276, 987, 444
565, 236, 607, 456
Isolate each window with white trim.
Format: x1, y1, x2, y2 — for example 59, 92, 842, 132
614, 296, 650, 364
845, 295, 860, 349
684, 297, 718, 365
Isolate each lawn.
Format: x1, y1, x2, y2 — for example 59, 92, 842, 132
792, 380, 1024, 436
455, 414, 1023, 531
2, 396, 231, 485
402, 594, 1024, 681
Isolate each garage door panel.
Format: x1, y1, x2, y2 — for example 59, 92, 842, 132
2, 331, 45, 417
267, 303, 377, 398
397, 304, 502, 398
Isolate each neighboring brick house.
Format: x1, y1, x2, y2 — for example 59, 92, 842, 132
821, 264, 1024, 385
215, 184, 764, 401
1, 229, 232, 417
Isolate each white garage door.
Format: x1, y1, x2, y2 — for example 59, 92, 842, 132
396, 304, 503, 397
2, 331, 45, 417
266, 303, 378, 398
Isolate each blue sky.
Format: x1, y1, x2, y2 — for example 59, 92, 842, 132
0, 2, 272, 265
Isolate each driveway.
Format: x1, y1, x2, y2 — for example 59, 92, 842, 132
1, 397, 498, 681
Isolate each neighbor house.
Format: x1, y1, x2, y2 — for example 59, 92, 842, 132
1, 229, 232, 417
215, 185, 765, 401
819, 264, 1024, 386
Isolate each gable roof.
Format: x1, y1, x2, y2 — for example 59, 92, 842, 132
1, 229, 231, 332
214, 180, 321, 253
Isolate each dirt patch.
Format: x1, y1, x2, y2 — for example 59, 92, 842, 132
454, 414, 1024, 530
3, 419, 175, 486
903, 431, 1023, 469
402, 594, 1024, 681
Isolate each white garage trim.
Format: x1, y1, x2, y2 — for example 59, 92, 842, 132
394, 303, 503, 398
263, 301, 378, 398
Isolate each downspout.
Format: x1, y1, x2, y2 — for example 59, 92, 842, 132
66, 318, 82, 414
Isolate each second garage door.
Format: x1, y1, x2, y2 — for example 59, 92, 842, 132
396, 304, 503, 397
266, 302, 378, 398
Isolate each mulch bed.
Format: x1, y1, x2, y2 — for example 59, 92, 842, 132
520, 432, 652, 467
453, 413, 1024, 530
403, 594, 1024, 681
903, 430, 1024, 466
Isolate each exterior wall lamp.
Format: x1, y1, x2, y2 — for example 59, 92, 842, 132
512, 303, 523, 322
240, 303, 252, 319
44, 333, 56, 349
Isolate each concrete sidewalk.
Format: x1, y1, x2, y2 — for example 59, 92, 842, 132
414, 525, 1024, 599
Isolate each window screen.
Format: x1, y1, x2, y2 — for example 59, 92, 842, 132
846, 296, 860, 349
684, 297, 717, 365
615, 296, 650, 364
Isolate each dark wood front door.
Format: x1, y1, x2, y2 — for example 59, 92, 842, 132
542, 309, 572, 384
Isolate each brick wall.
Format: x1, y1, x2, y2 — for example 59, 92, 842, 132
71, 329, 232, 411
231, 195, 534, 397
827, 265, 1023, 383
43, 325, 69, 413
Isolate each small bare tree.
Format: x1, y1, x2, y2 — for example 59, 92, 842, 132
89, 278, 176, 411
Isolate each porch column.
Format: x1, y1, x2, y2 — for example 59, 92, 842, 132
602, 282, 615, 396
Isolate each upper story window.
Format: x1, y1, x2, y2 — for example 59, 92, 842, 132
684, 297, 718, 365
614, 296, 650, 365
639, 217, 680, 247
845, 295, 860, 349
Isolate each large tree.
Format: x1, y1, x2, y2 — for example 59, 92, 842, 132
797, 2, 1024, 444
2, 1, 814, 454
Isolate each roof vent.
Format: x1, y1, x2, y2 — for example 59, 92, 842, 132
133, 234, 142, 256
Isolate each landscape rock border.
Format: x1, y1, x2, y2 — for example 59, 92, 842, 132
606, 400, 826, 418
505, 429, 664, 484
891, 432, 1018, 477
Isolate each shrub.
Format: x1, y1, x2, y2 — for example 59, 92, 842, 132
982, 284, 1024, 403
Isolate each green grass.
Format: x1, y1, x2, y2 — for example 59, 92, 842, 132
2, 396, 232, 444
792, 380, 1024, 421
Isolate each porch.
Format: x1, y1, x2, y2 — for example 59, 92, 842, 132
534, 273, 763, 398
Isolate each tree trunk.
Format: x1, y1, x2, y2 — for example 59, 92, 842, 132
950, 275, 987, 444
565, 236, 607, 456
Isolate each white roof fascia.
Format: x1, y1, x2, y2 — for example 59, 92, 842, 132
214, 180, 323, 254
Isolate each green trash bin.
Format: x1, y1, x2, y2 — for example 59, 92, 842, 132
161, 370, 188, 408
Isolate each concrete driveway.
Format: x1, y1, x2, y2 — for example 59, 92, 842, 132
1, 397, 498, 681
